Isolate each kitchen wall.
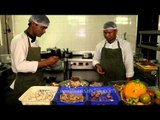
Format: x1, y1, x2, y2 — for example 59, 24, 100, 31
0, 16, 2, 46
0, 15, 13, 54
12, 15, 138, 53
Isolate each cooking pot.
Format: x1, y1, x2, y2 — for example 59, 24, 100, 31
40, 51, 52, 59
47, 48, 62, 58
51, 48, 62, 58
82, 53, 93, 59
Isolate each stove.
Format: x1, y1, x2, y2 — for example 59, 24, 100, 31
68, 58, 94, 69
68, 58, 99, 82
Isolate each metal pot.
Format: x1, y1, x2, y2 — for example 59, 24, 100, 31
40, 51, 52, 59
82, 53, 93, 59
51, 48, 62, 58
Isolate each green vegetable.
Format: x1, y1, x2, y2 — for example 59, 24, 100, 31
126, 97, 139, 105
155, 89, 160, 98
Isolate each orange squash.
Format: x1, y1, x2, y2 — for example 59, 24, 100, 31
123, 79, 147, 99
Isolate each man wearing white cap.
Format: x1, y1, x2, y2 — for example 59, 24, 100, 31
92, 21, 134, 85
10, 15, 59, 99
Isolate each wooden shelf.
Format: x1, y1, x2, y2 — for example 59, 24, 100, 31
138, 44, 160, 51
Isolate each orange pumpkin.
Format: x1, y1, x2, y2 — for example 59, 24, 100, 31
123, 79, 147, 99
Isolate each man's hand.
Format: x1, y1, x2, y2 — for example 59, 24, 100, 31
38, 56, 59, 68
46, 56, 59, 66
95, 64, 105, 75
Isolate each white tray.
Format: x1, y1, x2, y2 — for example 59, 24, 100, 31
19, 86, 59, 105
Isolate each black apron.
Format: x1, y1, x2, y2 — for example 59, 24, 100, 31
14, 33, 46, 98
100, 41, 126, 85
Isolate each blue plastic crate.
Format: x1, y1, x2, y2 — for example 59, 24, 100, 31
87, 86, 121, 105
53, 86, 88, 105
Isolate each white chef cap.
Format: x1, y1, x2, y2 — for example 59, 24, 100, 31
103, 21, 117, 30
28, 15, 50, 27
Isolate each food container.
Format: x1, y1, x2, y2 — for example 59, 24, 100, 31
0, 54, 11, 64
82, 53, 93, 59
87, 86, 121, 105
53, 86, 88, 105
19, 86, 59, 105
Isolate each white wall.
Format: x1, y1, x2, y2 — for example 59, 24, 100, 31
12, 15, 138, 52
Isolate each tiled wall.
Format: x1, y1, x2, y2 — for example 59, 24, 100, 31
12, 15, 138, 53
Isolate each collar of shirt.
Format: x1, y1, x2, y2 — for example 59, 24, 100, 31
25, 30, 36, 42
105, 39, 118, 48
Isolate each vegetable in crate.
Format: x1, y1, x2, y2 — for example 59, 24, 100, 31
146, 89, 155, 98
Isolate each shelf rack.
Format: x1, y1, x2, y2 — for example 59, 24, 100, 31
137, 30, 160, 87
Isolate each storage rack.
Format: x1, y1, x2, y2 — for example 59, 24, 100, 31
137, 30, 160, 87
138, 30, 160, 57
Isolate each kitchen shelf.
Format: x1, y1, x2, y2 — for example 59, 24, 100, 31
137, 30, 160, 87
138, 44, 160, 51
139, 30, 160, 35
138, 30, 160, 58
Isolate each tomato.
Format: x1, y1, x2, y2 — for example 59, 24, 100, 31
139, 93, 151, 104
147, 90, 155, 98
155, 98, 160, 105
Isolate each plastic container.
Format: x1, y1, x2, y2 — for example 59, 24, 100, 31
87, 86, 121, 105
19, 86, 59, 105
53, 86, 88, 105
